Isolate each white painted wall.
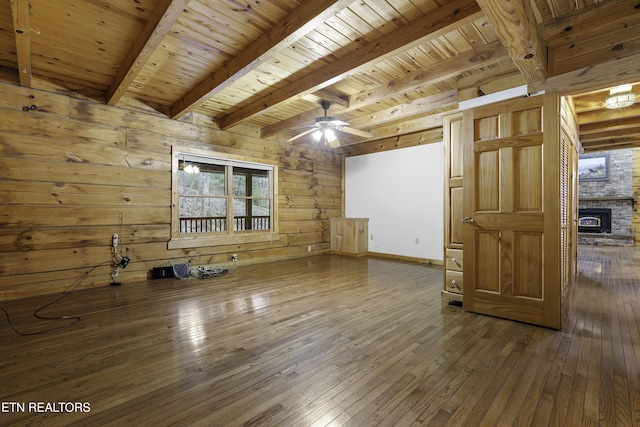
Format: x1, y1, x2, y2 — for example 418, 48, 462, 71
345, 143, 444, 261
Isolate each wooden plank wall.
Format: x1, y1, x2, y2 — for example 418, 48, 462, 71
0, 82, 343, 301
633, 148, 640, 245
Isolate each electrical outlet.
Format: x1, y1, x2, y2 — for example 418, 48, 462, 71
232, 253, 238, 261
112, 233, 118, 247
308, 245, 312, 252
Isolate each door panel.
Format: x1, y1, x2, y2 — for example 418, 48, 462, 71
463, 94, 562, 329
514, 146, 543, 211
476, 151, 499, 210
476, 231, 499, 292
450, 187, 464, 245
513, 232, 542, 298
450, 118, 464, 178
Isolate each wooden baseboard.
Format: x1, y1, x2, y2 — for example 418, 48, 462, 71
329, 251, 368, 257
367, 252, 444, 266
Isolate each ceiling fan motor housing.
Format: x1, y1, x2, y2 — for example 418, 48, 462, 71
320, 100, 332, 112
316, 116, 337, 125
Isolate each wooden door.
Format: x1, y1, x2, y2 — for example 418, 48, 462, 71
462, 93, 562, 329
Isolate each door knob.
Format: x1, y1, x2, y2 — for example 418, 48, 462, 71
463, 217, 474, 224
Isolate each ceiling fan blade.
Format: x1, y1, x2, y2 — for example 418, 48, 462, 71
287, 128, 317, 142
340, 126, 373, 138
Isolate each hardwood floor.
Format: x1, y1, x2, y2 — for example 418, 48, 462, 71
1, 245, 639, 426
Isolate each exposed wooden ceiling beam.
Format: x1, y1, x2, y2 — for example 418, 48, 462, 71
571, 92, 609, 114
580, 137, 640, 152
475, 0, 547, 83
261, 40, 507, 138
530, 0, 554, 23
10, 0, 32, 87
343, 113, 446, 145
579, 114, 640, 135
457, 62, 526, 102
302, 91, 349, 110
340, 127, 444, 156
330, 113, 445, 148
221, 0, 483, 130
263, 109, 327, 139
107, 0, 190, 106
350, 40, 508, 108
169, 0, 354, 119
347, 90, 457, 129
578, 103, 640, 126
579, 125, 640, 144
529, 51, 640, 95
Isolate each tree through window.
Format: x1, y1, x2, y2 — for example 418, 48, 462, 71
170, 149, 277, 248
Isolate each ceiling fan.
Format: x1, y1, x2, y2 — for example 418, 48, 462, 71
287, 100, 372, 148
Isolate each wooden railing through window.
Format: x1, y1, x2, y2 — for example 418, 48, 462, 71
180, 216, 270, 233
180, 217, 226, 233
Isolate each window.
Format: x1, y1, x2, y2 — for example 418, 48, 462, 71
169, 148, 278, 249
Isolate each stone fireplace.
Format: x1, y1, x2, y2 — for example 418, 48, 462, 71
578, 149, 634, 246
578, 208, 611, 233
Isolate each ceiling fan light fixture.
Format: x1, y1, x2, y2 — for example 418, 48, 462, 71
324, 128, 336, 142
605, 84, 636, 109
312, 128, 337, 145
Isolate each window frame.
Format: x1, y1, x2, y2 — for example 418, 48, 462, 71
168, 146, 279, 250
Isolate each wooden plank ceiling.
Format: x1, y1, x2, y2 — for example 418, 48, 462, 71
1, 0, 639, 152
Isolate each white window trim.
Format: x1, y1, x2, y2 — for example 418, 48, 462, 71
168, 146, 279, 250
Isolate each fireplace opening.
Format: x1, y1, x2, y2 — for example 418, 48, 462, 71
578, 208, 611, 233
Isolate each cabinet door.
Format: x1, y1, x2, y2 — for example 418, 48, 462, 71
445, 113, 464, 249
463, 94, 561, 329
443, 113, 465, 300
330, 220, 344, 252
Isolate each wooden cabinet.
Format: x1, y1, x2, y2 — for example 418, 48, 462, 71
443, 113, 464, 303
330, 218, 368, 256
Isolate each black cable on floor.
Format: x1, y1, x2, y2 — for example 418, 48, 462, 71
1, 261, 111, 336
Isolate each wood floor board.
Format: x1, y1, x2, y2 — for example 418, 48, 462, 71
527, 332, 570, 426
422, 321, 524, 426
488, 328, 555, 426
395, 328, 494, 422
364, 320, 492, 425
610, 276, 632, 427
425, 323, 512, 425
598, 273, 616, 426
1, 246, 639, 426
404, 319, 510, 422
